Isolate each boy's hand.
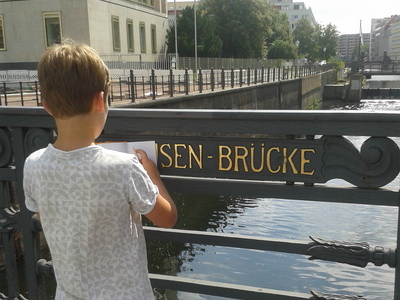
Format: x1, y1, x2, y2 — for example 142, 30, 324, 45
135, 149, 160, 181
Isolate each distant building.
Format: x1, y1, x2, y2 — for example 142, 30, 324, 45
337, 34, 370, 62
167, 1, 195, 26
267, 0, 317, 31
0, 0, 168, 70
370, 15, 400, 61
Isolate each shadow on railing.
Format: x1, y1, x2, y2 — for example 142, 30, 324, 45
1, 108, 399, 299
0, 65, 328, 107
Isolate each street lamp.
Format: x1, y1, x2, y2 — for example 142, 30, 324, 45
194, 0, 198, 74
295, 40, 300, 58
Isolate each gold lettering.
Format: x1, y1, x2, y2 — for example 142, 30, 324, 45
266, 147, 281, 173
160, 144, 173, 168
188, 144, 203, 169
250, 143, 264, 172
219, 145, 232, 171
174, 144, 187, 169
287, 148, 298, 174
300, 149, 315, 175
234, 146, 249, 172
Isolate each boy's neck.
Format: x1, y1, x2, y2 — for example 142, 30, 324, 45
53, 114, 99, 151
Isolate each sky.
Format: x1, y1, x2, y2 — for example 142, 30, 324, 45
171, 0, 399, 35
301, 0, 398, 34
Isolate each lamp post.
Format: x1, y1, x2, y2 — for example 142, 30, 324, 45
295, 40, 300, 61
194, 0, 198, 74
174, 0, 178, 69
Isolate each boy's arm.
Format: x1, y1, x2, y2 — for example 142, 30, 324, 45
136, 150, 177, 228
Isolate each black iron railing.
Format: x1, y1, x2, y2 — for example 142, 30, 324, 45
0, 65, 326, 107
1, 107, 400, 299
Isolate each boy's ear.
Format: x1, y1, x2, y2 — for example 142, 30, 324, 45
93, 92, 106, 113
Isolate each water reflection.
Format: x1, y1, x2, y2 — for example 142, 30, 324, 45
160, 99, 399, 300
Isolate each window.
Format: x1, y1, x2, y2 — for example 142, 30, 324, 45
294, 4, 300, 10
0, 15, 5, 50
151, 24, 157, 53
127, 19, 134, 52
139, 22, 146, 53
43, 12, 62, 48
111, 16, 121, 51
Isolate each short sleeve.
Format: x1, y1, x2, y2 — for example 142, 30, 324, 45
125, 156, 158, 215
23, 157, 39, 212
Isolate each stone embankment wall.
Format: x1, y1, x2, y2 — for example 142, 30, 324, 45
117, 70, 337, 110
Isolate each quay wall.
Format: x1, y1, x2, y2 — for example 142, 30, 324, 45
116, 70, 337, 110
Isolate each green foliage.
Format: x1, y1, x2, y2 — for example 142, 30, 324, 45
167, 0, 293, 59
166, 6, 222, 57
293, 20, 339, 61
267, 39, 297, 59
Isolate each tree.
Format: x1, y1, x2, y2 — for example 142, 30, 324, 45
200, 0, 267, 58
292, 19, 318, 60
166, 6, 222, 57
317, 24, 339, 60
267, 39, 297, 59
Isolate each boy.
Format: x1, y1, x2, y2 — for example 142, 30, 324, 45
23, 40, 177, 299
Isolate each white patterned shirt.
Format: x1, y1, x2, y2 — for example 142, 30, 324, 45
23, 144, 158, 299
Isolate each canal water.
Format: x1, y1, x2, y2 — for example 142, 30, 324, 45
1, 76, 400, 299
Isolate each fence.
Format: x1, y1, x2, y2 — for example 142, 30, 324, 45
1, 107, 400, 299
1, 65, 327, 107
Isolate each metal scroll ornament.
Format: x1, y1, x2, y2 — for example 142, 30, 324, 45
321, 136, 400, 188
307, 236, 396, 268
24, 128, 54, 156
0, 127, 12, 167
310, 290, 367, 300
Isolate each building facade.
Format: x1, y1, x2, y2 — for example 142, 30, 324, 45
0, 0, 168, 70
267, 0, 317, 31
370, 16, 400, 61
337, 33, 370, 62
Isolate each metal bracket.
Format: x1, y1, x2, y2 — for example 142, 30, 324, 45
36, 259, 54, 277
0, 207, 18, 233
308, 236, 396, 268
310, 290, 367, 300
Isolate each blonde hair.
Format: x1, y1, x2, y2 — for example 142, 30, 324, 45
38, 39, 111, 118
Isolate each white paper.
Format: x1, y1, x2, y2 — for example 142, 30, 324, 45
98, 141, 157, 164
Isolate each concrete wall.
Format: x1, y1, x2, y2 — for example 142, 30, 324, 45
117, 70, 337, 110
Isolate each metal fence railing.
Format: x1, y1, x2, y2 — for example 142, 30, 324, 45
1, 65, 329, 107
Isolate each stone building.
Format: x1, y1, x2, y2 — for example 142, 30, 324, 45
0, 0, 168, 70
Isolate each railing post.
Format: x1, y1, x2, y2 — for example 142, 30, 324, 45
261, 67, 264, 83
151, 68, 156, 100
198, 68, 203, 93
231, 67, 234, 88
19, 82, 24, 106
169, 68, 174, 97
211, 68, 215, 91
221, 67, 225, 90
239, 67, 243, 87
130, 70, 135, 103
254, 68, 258, 84
35, 81, 40, 106
267, 67, 270, 83
247, 67, 250, 86
273, 68, 276, 81
185, 68, 189, 95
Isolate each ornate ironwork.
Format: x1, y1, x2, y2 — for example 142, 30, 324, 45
36, 259, 54, 277
310, 290, 367, 300
321, 136, 400, 188
308, 236, 396, 268
23, 128, 54, 156
0, 127, 12, 167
